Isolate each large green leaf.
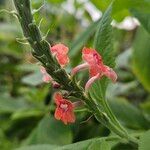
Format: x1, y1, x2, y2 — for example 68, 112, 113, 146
21, 71, 43, 86
0, 23, 21, 41
94, 3, 114, 68
131, 9, 150, 34
108, 98, 149, 129
140, 97, 150, 121
91, 0, 150, 21
89, 3, 114, 100
139, 130, 150, 150
11, 109, 44, 121
132, 27, 150, 92
15, 144, 58, 150
87, 140, 110, 150
0, 94, 29, 114
23, 115, 73, 145
59, 139, 111, 150
106, 81, 138, 99
17, 136, 117, 150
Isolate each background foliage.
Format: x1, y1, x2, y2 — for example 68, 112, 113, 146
0, 0, 150, 150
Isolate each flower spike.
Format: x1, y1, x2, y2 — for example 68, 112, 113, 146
40, 43, 69, 86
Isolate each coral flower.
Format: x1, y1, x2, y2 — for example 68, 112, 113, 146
72, 47, 117, 90
40, 66, 60, 88
51, 43, 69, 66
54, 93, 75, 125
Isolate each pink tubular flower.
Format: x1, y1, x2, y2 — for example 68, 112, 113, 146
51, 43, 69, 66
54, 93, 75, 125
40, 66, 52, 83
72, 47, 117, 90
40, 66, 60, 88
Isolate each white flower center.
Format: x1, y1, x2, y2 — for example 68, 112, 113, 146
60, 104, 68, 111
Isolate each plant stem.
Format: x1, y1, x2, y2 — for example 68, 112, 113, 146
13, 0, 138, 145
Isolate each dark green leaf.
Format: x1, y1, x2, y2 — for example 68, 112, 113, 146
21, 71, 43, 86
23, 115, 73, 145
139, 130, 150, 150
108, 98, 149, 129
57, 137, 117, 150
87, 140, 111, 150
16, 137, 117, 150
94, 3, 114, 68
11, 109, 44, 120
131, 9, 150, 34
0, 94, 29, 114
89, 3, 114, 101
15, 144, 58, 150
91, 0, 150, 21
132, 27, 150, 92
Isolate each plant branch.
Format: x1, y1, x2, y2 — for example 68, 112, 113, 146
13, 0, 138, 145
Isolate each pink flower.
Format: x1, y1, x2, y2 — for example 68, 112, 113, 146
40, 66, 60, 88
51, 43, 69, 66
72, 47, 117, 90
54, 93, 75, 125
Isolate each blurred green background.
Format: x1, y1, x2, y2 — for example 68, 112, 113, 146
0, 0, 150, 150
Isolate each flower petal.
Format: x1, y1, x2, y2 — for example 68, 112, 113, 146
54, 107, 62, 120
54, 93, 63, 105
57, 55, 69, 67
61, 110, 75, 125
51, 43, 69, 66
71, 63, 89, 76
82, 47, 103, 66
85, 73, 100, 90
102, 65, 117, 82
40, 66, 52, 83
40, 66, 47, 74
42, 74, 52, 83
51, 43, 69, 54
89, 65, 101, 77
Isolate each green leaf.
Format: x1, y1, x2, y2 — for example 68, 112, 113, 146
89, 3, 114, 100
87, 140, 111, 150
139, 130, 150, 150
140, 98, 150, 121
15, 144, 58, 150
0, 23, 21, 41
131, 9, 150, 34
23, 115, 73, 145
106, 81, 138, 99
70, 20, 99, 65
57, 136, 117, 150
108, 98, 149, 129
91, 0, 111, 12
17, 136, 119, 150
11, 109, 44, 120
132, 27, 150, 92
21, 71, 43, 86
0, 94, 29, 114
17, 64, 40, 72
91, 0, 150, 21
94, 3, 114, 68
47, 0, 65, 4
